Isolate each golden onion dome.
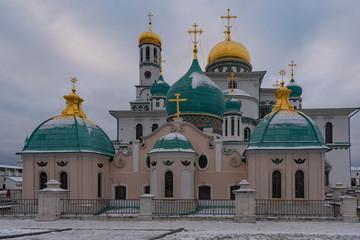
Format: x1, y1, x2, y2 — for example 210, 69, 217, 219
138, 31, 162, 47
207, 40, 250, 65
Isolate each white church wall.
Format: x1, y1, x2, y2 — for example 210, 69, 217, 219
326, 148, 351, 187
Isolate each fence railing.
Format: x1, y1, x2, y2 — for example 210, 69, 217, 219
154, 199, 234, 216
61, 199, 139, 216
255, 199, 339, 216
0, 198, 38, 215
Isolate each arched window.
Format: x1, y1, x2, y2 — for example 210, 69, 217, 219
144, 185, 150, 194
146, 47, 150, 61
39, 172, 47, 190
228, 80, 237, 89
136, 124, 143, 140
237, 118, 240, 136
97, 173, 102, 198
325, 122, 333, 143
225, 118, 228, 136
295, 170, 305, 198
140, 48, 143, 62
154, 48, 157, 61
230, 185, 240, 200
231, 117, 235, 136
244, 128, 251, 141
165, 171, 173, 197
59, 172, 68, 190
272, 171, 281, 198
115, 186, 126, 199
198, 186, 211, 200
152, 123, 158, 132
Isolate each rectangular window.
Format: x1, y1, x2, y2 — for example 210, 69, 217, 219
237, 118, 240, 136
225, 118, 228, 136
231, 118, 235, 136
156, 101, 159, 107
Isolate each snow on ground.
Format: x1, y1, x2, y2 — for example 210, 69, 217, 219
0, 218, 360, 239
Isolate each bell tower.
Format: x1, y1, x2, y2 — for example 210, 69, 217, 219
137, 13, 162, 101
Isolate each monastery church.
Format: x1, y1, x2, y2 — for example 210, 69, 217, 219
18, 10, 356, 201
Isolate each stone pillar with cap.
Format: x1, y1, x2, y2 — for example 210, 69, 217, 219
233, 179, 256, 223
36, 180, 69, 221
139, 194, 155, 220
340, 195, 359, 223
333, 182, 346, 201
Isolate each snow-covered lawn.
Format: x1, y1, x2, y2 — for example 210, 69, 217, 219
0, 218, 359, 239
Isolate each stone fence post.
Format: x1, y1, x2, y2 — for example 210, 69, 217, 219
340, 195, 358, 223
36, 180, 69, 221
139, 194, 155, 220
233, 180, 256, 223
333, 182, 346, 201
11, 182, 22, 200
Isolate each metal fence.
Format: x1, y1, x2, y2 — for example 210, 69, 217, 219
61, 199, 139, 216
154, 199, 234, 216
0, 198, 38, 215
255, 199, 339, 216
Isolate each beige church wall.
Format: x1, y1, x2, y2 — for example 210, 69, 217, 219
21, 153, 111, 199
247, 150, 325, 200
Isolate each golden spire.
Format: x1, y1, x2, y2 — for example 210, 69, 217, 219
221, 8, 236, 41
147, 12, 153, 31
288, 60, 296, 79
269, 69, 294, 114
156, 56, 165, 75
187, 23, 203, 59
168, 93, 187, 118
228, 72, 237, 95
61, 77, 87, 119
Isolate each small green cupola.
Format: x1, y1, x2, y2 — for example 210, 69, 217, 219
166, 23, 225, 134
148, 133, 195, 153
225, 95, 241, 112
287, 79, 302, 98
150, 74, 170, 96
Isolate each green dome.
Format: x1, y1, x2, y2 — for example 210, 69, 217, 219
150, 75, 170, 96
248, 110, 328, 150
166, 59, 225, 118
225, 95, 241, 112
148, 133, 195, 153
287, 79, 302, 97
22, 116, 115, 156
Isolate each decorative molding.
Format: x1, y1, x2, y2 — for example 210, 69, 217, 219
151, 161, 157, 166
57, 161, 68, 167
271, 158, 283, 165
229, 157, 241, 167
163, 160, 174, 166
181, 160, 191, 166
208, 138, 215, 149
98, 163, 104, 168
140, 140, 147, 149
114, 158, 125, 168
36, 161, 48, 167
294, 158, 306, 164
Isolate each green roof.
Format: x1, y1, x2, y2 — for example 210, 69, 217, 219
225, 95, 241, 112
287, 79, 302, 97
150, 75, 170, 96
248, 110, 328, 150
166, 59, 225, 118
22, 116, 115, 156
148, 133, 195, 153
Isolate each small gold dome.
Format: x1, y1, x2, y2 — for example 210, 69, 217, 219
207, 40, 250, 65
138, 31, 162, 47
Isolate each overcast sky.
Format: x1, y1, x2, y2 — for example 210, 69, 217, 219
0, 0, 359, 166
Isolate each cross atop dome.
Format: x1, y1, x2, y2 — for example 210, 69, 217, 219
187, 23, 203, 59
228, 72, 237, 95
62, 77, 87, 119
147, 12, 153, 31
221, 8, 236, 41
156, 56, 165, 75
288, 60, 297, 79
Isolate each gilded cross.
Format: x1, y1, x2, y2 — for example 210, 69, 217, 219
147, 12, 153, 31
228, 72, 237, 95
279, 69, 286, 86
169, 93, 187, 118
187, 23, 203, 59
273, 80, 280, 88
221, 8, 236, 41
288, 60, 296, 79
156, 56, 166, 75
71, 77, 77, 93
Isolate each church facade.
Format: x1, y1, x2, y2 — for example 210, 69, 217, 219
19, 10, 356, 201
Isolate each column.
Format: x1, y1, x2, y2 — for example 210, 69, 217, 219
233, 180, 256, 223
139, 194, 155, 220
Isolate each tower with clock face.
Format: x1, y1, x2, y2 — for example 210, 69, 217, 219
136, 13, 161, 102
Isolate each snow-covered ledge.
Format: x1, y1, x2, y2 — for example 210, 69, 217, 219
36, 180, 69, 221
